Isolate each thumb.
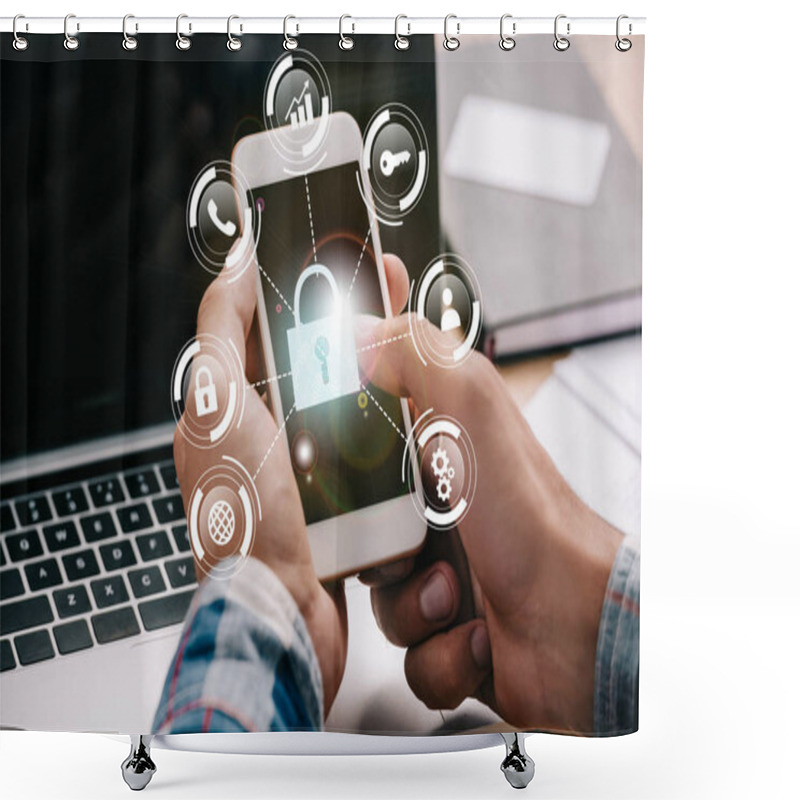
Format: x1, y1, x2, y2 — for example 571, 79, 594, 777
403, 619, 492, 710
355, 313, 470, 415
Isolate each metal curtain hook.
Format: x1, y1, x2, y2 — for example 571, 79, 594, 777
13, 14, 29, 51
122, 14, 138, 51
395, 15, 410, 50
553, 14, 570, 51
283, 15, 298, 50
227, 15, 242, 51
64, 13, 79, 51
339, 14, 354, 50
616, 14, 632, 51
500, 14, 516, 51
176, 14, 191, 50
443, 14, 460, 51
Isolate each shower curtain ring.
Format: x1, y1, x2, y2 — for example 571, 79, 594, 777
339, 15, 355, 50
443, 14, 460, 51
283, 16, 299, 50
499, 14, 516, 50
176, 14, 191, 50
12, 15, 29, 51
64, 13, 79, 51
395, 15, 410, 50
227, 15, 242, 51
615, 15, 632, 51
122, 15, 138, 51
553, 14, 570, 51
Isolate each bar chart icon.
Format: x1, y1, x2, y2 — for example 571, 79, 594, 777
285, 80, 314, 129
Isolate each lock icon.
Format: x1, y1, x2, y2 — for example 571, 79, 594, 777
194, 365, 219, 417
287, 264, 360, 411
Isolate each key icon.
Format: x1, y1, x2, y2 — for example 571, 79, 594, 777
314, 335, 330, 385
379, 149, 412, 177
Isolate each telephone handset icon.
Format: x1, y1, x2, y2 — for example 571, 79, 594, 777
207, 198, 237, 238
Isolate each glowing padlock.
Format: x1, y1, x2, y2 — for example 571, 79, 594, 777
286, 263, 360, 411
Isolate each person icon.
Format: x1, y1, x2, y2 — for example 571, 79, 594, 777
440, 287, 462, 333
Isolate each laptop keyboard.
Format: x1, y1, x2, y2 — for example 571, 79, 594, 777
0, 460, 197, 672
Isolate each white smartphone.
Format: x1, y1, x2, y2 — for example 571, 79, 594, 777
233, 112, 425, 580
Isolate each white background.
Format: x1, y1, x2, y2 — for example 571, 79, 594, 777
2, 1, 799, 798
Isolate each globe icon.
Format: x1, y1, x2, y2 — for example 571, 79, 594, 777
207, 499, 236, 547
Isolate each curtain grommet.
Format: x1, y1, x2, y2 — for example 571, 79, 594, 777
12, 14, 29, 51
553, 14, 570, 52
443, 14, 460, 51
394, 15, 410, 50
122, 14, 138, 51
283, 15, 298, 50
175, 14, 191, 50
339, 14, 355, 50
499, 14, 516, 51
615, 15, 632, 52
227, 15, 242, 51
63, 13, 79, 51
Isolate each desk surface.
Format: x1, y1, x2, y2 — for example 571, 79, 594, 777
496, 351, 569, 409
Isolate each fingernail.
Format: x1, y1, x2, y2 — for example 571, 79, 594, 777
470, 623, 491, 670
419, 570, 454, 622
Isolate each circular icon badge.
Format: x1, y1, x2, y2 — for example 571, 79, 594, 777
409, 254, 483, 368
263, 49, 332, 165
187, 457, 261, 579
403, 413, 477, 531
362, 103, 429, 224
186, 160, 260, 279
171, 333, 245, 449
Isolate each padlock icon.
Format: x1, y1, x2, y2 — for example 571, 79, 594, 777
287, 264, 360, 411
194, 365, 219, 417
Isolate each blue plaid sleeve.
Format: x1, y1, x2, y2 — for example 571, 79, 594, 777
152, 556, 324, 733
593, 535, 640, 735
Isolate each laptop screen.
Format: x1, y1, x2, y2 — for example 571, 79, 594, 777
0, 36, 440, 466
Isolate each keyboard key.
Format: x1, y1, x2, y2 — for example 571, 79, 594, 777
1, 504, 15, 532
1, 639, 15, 671
80, 512, 117, 543
90, 575, 129, 609
128, 565, 166, 598
51, 486, 89, 517
164, 557, 197, 589
116, 503, 153, 533
159, 463, 179, 490
124, 469, 160, 498
6, 529, 44, 562
54, 619, 94, 655
43, 520, 81, 552
139, 589, 195, 631
153, 494, 184, 524
88, 477, 124, 508
14, 496, 52, 526
14, 629, 55, 665
24, 558, 63, 591
136, 530, 173, 562
53, 585, 92, 619
172, 524, 191, 553
62, 549, 100, 581
0, 595, 54, 636
0, 568, 25, 600
99, 540, 137, 572
92, 606, 140, 644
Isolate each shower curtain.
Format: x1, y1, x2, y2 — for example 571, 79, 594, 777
0, 23, 643, 742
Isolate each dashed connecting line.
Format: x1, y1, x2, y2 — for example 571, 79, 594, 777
347, 225, 372, 299
253, 403, 297, 480
361, 385, 407, 442
250, 371, 292, 389
356, 331, 411, 354
304, 174, 317, 262
258, 263, 293, 313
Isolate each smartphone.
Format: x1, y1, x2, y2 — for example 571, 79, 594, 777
233, 112, 425, 580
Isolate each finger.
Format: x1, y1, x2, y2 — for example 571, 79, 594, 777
354, 313, 491, 415
370, 561, 461, 647
382, 253, 410, 317
404, 619, 492, 711
358, 556, 416, 588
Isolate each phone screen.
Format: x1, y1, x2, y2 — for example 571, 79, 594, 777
255, 162, 407, 525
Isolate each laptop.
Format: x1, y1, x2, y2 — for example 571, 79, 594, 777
0, 34, 441, 733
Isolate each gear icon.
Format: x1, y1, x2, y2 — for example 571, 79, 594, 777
431, 446, 450, 478
436, 474, 453, 503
